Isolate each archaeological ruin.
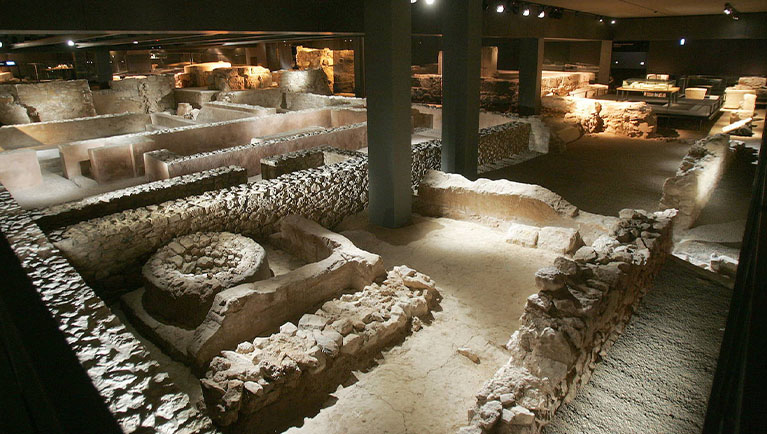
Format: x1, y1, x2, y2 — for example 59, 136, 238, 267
0, 1, 765, 434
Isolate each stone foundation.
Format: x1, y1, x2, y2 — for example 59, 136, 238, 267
0, 186, 215, 433
415, 170, 616, 244
260, 146, 364, 179
92, 75, 176, 115
542, 96, 656, 138
142, 232, 271, 329
32, 166, 246, 231
659, 134, 741, 229
202, 265, 439, 431
460, 208, 676, 434
208, 66, 273, 91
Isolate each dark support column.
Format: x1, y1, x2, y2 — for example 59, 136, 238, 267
94, 50, 112, 88
265, 43, 281, 71
441, 0, 482, 180
598, 40, 612, 85
353, 36, 366, 98
518, 38, 543, 116
364, 0, 412, 228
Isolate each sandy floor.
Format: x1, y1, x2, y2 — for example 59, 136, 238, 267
284, 214, 558, 434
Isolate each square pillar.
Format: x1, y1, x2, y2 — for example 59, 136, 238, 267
598, 40, 612, 85
518, 38, 543, 116
441, 0, 482, 180
95, 50, 113, 87
353, 37, 366, 98
364, 0, 412, 228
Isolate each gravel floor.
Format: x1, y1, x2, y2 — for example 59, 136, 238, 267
545, 257, 732, 434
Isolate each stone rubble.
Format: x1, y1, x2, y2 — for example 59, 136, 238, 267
460, 208, 676, 434
201, 266, 440, 430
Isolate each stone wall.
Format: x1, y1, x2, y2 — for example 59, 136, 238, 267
279, 69, 332, 95
460, 208, 676, 434
93, 75, 176, 115
0, 80, 96, 125
415, 170, 617, 245
260, 146, 364, 180
202, 266, 439, 431
145, 121, 368, 179
51, 156, 370, 299
542, 96, 656, 138
659, 134, 740, 229
478, 121, 532, 166
207, 66, 272, 91
32, 166, 247, 231
0, 186, 215, 434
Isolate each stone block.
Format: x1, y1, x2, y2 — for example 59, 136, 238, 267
537, 226, 583, 254
0, 149, 42, 189
505, 222, 540, 248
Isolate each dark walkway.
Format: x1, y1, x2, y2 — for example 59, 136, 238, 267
483, 135, 690, 217
544, 257, 732, 434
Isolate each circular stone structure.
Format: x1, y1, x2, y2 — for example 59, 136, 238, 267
142, 232, 271, 329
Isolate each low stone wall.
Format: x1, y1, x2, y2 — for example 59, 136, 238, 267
478, 121, 532, 166
460, 208, 676, 434
32, 166, 247, 232
147, 122, 368, 179
260, 146, 365, 179
542, 96, 656, 138
0, 187, 214, 434
279, 69, 332, 95
0, 112, 150, 152
659, 134, 739, 229
202, 265, 439, 431
415, 170, 616, 244
207, 66, 272, 91
189, 215, 385, 369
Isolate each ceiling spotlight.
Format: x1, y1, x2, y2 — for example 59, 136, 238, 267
679, 37, 686, 45
522, 7, 530, 16
425, 0, 435, 4
598, 16, 604, 23
614, 61, 619, 64
0, 41, 3, 48
610, 19, 616, 24
723, 2, 733, 14
132, 40, 139, 44
496, 4, 505, 13
537, 8, 545, 18
640, 61, 645, 65
66, 40, 75, 47
411, 0, 417, 3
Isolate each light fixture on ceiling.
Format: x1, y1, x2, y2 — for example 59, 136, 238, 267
679, 37, 686, 45
522, 3, 530, 16
496, 3, 505, 13
723, 2, 733, 14
425, 0, 435, 5
610, 19, 616, 24
66, 40, 75, 47
640, 61, 645, 65
132, 40, 139, 44
411, 0, 417, 3
598, 16, 604, 23
537, 7, 545, 18
0, 41, 3, 48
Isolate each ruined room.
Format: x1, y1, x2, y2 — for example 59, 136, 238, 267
0, 1, 765, 433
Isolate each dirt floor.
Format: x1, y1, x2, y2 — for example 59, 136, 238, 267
545, 257, 732, 434
281, 214, 559, 434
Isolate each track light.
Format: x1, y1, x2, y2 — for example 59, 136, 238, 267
522, 6, 530, 16
0, 41, 3, 48
66, 40, 75, 47
598, 16, 604, 23
679, 37, 686, 45
411, 0, 417, 3
496, 4, 505, 13
610, 19, 616, 24
723, 2, 733, 14
537, 7, 545, 18
723, 2, 740, 19
425, 0, 435, 4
